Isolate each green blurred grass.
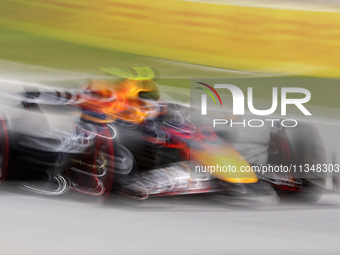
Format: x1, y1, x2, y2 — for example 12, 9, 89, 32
0, 27, 157, 71
0, 27, 254, 76
0, 26, 339, 110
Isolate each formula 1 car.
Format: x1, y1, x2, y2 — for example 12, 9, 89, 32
0, 76, 329, 202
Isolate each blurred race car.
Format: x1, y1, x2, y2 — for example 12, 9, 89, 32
0, 77, 329, 202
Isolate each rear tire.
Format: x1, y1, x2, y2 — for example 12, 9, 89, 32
0, 119, 9, 183
93, 125, 115, 198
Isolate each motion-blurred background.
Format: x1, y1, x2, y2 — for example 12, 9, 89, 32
1, 0, 340, 109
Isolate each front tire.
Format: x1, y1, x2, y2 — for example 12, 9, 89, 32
269, 122, 326, 203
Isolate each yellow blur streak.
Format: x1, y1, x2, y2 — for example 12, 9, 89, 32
192, 146, 258, 184
1, 0, 340, 77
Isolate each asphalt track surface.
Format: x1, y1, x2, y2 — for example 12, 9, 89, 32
1, 187, 340, 255
0, 60, 340, 254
